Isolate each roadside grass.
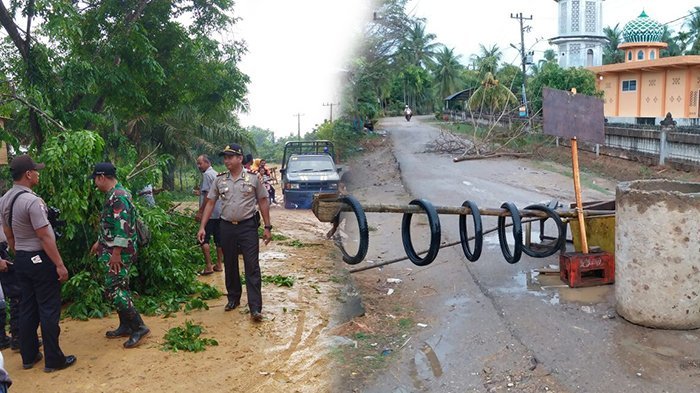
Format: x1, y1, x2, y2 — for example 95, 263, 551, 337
533, 161, 612, 195
332, 303, 418, 384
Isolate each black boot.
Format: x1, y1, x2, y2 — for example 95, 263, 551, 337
123, 308, 150, 349
106, 309, 132, 338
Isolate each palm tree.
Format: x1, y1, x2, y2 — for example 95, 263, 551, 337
660, 27, 686, 57
470, 44, 502, 77
401, 21, 440, 68
433, 46, 463, 101
684, 7, 700, 54
603, 24, 624, 64
467, 72, 518, 114
530, 49, 558, 76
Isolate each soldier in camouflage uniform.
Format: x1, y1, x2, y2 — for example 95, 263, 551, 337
90, 163, 150, 348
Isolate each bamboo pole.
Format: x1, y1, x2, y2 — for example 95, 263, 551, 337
571, 137, 589, 253
313, 198, 613, 220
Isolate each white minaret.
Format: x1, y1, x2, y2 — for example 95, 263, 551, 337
549, 0, 608, 67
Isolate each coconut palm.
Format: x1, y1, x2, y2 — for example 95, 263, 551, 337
433, 46, 464, 101
603, 24, 624, 64
470, 44, 502, 77
467, 72, 519, 114
401, 21, 440, 68
684, 7, 700, 54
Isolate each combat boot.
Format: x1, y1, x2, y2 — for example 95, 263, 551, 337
106, 309, 132, 338
123, 308, 150, 349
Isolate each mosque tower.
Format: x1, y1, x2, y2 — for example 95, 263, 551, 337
618, 11, 667, 62
550, 0, 608, 67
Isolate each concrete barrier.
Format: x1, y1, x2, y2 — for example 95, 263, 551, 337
616, 180, 700, 329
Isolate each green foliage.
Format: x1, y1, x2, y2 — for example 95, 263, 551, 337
161, 320, 218, 353
262, 274, 296, 287
527, 63, 602, 114
467, 72, 519, 114
61, 270, 111, 320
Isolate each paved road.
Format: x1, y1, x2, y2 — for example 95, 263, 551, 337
363, 116, 700, 393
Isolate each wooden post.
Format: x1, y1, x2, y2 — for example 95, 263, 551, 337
571, 137, 589, 253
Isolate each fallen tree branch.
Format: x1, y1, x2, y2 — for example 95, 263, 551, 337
453, 152, 532, 162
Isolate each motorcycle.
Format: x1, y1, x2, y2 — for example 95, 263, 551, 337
405, 112, 412, 122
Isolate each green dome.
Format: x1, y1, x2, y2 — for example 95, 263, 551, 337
623, 11, 664, 43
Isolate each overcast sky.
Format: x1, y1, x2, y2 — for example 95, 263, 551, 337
233, 0, 700, 138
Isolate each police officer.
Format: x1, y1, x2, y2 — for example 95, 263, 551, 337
197, 143, 272, 322
0, 154, 76, 372
90, 162, 150, 348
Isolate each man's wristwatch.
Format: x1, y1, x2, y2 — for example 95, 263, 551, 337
264, 225, 273, 230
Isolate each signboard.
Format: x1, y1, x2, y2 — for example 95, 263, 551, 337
542, 87, 605, 144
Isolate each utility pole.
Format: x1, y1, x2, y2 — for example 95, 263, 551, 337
511, 12, 533, 116
293, 113, 305, 140
322, 102, 340, 122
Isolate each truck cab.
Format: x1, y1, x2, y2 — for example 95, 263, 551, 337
280, 140, 341, 209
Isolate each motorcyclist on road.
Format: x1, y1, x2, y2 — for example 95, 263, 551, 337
404, 105, 412, 121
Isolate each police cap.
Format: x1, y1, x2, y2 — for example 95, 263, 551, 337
219, 143, 243, 157
9, 154, 45, 177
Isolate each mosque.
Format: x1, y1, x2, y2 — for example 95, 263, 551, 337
552, 0, 700, 124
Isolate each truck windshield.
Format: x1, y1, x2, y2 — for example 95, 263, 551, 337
287, 156, 336, 173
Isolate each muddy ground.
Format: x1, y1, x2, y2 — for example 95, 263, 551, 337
3, 203, 347, 393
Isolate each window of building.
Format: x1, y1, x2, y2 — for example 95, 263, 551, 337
628, 51, 632, 61
622, 80, 637, 92
587, 49, 594, 66
650, 50, 656, 60
637, 50, 644, 60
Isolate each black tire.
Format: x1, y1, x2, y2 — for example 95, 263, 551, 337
401, 199, 441, 266
459, 200, 483, 262
497, 202, 522, 264
337, 196, 369, 265
521, 204, 565, 258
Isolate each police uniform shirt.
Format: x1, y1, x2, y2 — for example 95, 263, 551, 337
201, 166, 222, 219
207, 169, 268, 222
0, 185, 53, 252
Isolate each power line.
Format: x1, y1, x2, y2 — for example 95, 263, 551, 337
663, 8, 700, 26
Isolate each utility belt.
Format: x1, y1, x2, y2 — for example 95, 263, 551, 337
221, 211, 260, 227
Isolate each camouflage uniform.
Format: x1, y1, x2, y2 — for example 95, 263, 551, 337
97, 182, 137, 311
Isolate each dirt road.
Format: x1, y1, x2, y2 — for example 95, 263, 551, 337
338, 116, 700, 393
4, 205, 346, 393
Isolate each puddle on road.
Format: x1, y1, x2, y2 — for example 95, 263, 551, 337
409, 341, 444, 389
495, 269, 611, 306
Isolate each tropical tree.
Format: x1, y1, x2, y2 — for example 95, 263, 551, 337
470, 44, 502, 77
433, 46, 464, 102
467, 72, 519, 114
603, 24, 624, 64
400, 21, 440, 68
0, 0, 250, 188
660, 27, 687, 57
684, 7, 700, 54
527, 62, 601, 114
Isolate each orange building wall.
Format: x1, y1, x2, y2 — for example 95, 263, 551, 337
665, 69, 686, 118
640, 71, 664, 117
599, 75, 619, 116
689, 68, 700, 118
618, 73, 639, 117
